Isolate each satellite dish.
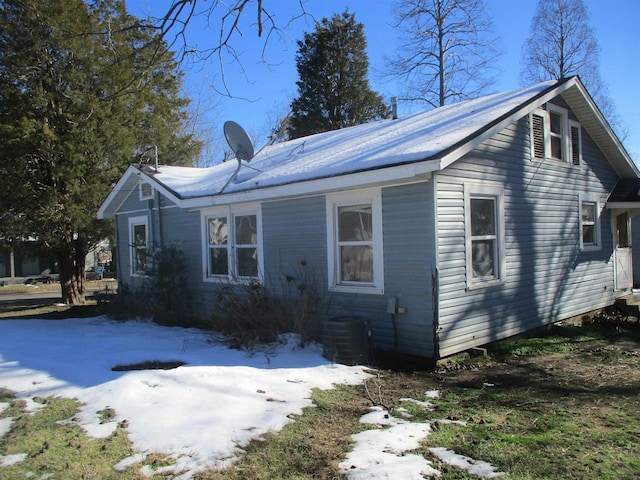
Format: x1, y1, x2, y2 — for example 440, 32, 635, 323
224, 121, 254, 162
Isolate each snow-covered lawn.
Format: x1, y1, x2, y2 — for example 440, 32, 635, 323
0, 316, 505, 478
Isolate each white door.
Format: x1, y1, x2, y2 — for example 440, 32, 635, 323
615, 213, 633, 291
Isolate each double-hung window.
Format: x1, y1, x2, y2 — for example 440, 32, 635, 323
129, 215, 149, 276
465, 185, 505, 289
203, 205, 262, 281
579, 197, 601, 251
530, 104, 581, 165
327, 189, 384, 294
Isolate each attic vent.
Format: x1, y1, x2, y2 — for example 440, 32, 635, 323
570, 125, 580, 165
531, 113, 545, 159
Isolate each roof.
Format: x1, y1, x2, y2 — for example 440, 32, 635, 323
98, 77, 639, 219
606, 178, 640, 209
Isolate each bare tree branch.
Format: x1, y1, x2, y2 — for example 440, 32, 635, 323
144, 0, 310, 97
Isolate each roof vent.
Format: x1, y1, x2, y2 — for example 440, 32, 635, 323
391, 97, 398, 120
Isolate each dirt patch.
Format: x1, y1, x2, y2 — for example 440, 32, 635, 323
111, 360, 186, 371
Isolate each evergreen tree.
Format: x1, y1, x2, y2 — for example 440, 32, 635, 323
289, 11, 390, 139
0, 0, 201, 304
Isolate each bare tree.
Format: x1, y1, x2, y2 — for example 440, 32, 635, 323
387, 0, 501, 108
521, 0, 626, 138
521, 0, 600, 89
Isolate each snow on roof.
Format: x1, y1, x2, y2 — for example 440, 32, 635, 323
149, 80, 557, 199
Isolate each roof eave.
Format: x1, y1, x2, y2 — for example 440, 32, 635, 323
437, 78, 578, 169
560, 80, 640, 179
97, 165, 184, 219
181, 158, 441, 209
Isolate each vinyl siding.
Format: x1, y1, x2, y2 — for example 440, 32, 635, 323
436, 112, 618, 358
261, 183, 436, 358
115, 189, 205, 310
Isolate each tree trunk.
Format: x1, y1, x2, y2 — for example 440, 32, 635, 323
57, 243, 87, 305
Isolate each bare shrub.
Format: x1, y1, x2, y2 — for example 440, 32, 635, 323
211, 260, 328, 349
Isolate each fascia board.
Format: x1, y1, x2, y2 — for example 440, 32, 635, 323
97, 165, 139, 219
438, 79, 579, 170
97, 166, 184, 219
180, 159, 439, 209
606, 202, 640, 210
132, 169, 184, 205
564, 81, 640, 178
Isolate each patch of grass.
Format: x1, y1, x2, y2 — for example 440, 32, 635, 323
2, 311, 640, 479
422, 329, 640, 479
198, 384, 371, 479
0, 395, 146, 479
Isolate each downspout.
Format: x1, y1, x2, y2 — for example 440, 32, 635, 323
432, 267, 440, 361
157, 189, 164, 249
148, 198, 155, 249
114, 216, 122, 284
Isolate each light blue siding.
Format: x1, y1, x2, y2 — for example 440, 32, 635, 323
436, 113, 618, 357
260, 183, 436, 358
109, 96, 623, 362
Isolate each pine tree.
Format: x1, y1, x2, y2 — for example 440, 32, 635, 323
0, 0, 201, 304
289, 11, 390, 139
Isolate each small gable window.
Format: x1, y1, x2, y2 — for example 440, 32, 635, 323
139, 181, 153, 200
530, 105, 581, 165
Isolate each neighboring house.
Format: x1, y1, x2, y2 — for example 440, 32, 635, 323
98, 77, 640, 362
0, 240, 113, 283
0, 242, 56, 280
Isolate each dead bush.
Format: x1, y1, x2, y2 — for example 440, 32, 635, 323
211, 260, 327, 349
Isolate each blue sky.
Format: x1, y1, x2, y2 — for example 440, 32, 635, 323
128, 0, 640, 164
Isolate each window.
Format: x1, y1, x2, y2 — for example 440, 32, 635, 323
549, 109, 565, 160
203, 205, 262, 281
465, 185, 505, 289
530, 105, 581, 164
327, 189, 383, 294
579, 198, 601, 250
128, 216, 149, 276
139, 181, 153, 200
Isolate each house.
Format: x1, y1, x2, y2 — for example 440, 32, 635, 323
98, 76, 640, 362
0, 240, 57, 283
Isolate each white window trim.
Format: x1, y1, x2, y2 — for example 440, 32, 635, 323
326, 188, 384, 295
201, 203, 263, 283
530, 104, 580, 165
464, 184, 506, 290
128, 215, 149, 277
579, 194, 602, 252
139, 181, 153, 201
547, 103, 568, 161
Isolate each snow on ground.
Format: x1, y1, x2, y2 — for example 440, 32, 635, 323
0, 316, 506, 478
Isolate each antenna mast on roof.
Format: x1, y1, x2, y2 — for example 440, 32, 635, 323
138, 145, 158, 171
